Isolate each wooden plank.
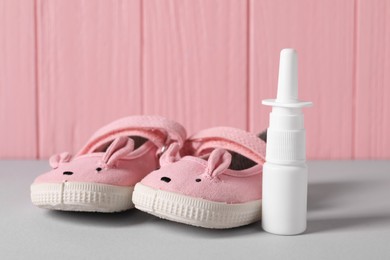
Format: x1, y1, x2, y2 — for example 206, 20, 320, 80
37, 0, 142, 158
0, 0, 37, 158
355, 0, 390, 159
142, 0, 248, 135
249, 0, 355, 159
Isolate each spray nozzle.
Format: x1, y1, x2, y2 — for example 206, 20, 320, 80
277, 49, 298, 102
263, 49, 312, 108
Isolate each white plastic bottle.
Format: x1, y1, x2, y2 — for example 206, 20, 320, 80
261, 49, 312, 235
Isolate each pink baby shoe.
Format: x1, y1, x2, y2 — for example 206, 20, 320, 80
31, 115, 186, 213
132, 127, 266, 228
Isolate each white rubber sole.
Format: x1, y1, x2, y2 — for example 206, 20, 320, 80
31, 182, 134, 213
132, 183, 262, 229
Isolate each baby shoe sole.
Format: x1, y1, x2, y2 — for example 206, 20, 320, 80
133, 183, 262, 229
31, 182, 134, 213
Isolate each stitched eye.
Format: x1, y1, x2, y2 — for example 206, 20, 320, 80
161, 177, 171, 183
96, 167, 102, 172
195, 178, 201, 182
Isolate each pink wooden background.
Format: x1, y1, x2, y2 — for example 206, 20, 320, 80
0, 0, 389, 159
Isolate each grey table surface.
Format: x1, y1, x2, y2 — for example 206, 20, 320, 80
1, 160, 389, 260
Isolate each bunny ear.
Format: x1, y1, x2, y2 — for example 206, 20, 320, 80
159, 143, 181, 167
205, 149, 232, 178
102, 136, 134, 167
49, 152, 72, 169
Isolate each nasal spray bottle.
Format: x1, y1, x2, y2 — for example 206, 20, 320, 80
262, 49, 312, 235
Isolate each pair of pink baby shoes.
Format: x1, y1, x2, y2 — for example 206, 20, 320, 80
31, 115, 266, 229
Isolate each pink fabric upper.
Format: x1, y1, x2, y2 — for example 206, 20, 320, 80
33, 115, 186, 187
34, 141, 159, 186
140, 127, 266, 203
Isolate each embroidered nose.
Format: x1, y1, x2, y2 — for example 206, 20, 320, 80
160, 177, 171, 183
63, 171, 74, 175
